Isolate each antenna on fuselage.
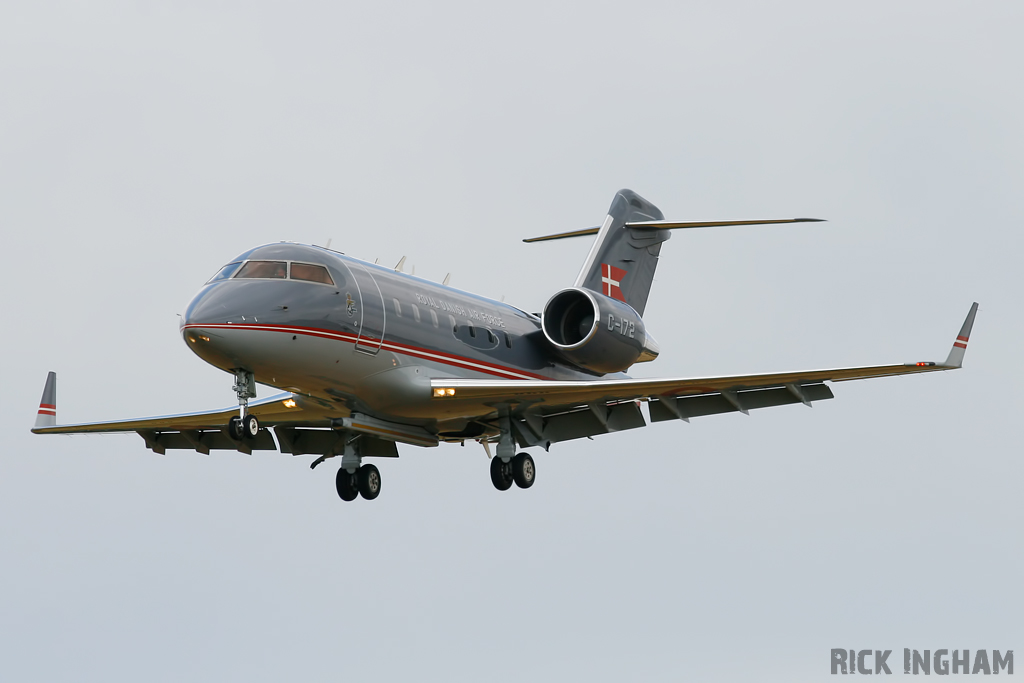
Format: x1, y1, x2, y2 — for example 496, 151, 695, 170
325, 238, 333, 250
394, 256, 406, 272
442, 273, 451, 286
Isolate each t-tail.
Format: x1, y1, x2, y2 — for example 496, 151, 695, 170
524, 188, 825, 317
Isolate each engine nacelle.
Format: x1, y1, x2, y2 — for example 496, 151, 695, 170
541, 288, 659, 374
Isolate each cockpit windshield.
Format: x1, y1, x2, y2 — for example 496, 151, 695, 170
207, 262, 241, 283
223, 259, 337, 286
235, 261, 287, 279
290, 262, 334, 285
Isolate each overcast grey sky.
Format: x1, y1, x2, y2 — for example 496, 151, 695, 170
2, 2, 1022, 681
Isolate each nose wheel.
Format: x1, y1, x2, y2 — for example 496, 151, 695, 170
227, 369, 259, 440
228, 414, 260, 440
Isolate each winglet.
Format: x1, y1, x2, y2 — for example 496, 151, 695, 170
34, 371, 57, 430
943, 303, 979, 368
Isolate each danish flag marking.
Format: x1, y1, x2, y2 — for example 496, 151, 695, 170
601, 263, 627, 302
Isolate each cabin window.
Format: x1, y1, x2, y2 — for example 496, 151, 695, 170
430, 310, 438, 328
235, 260, 287, 279
485, 328, 496, 344
468, 324, 476, 338
393, 298, 402, 316
504, 331, 512, 349
290, 262, 334, 285
411, 305, 421, 323
449, 315, 458, 333
207, 262, 241, 283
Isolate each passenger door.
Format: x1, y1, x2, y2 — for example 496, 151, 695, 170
348, 262, 386, 354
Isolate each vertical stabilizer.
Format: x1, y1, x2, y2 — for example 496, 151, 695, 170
574, 189, 669, 316
35, 371, 57, 429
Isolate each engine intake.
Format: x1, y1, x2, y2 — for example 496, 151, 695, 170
542, 288, 659, 374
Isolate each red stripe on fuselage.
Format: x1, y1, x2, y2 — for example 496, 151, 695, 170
181, 323, 551, 380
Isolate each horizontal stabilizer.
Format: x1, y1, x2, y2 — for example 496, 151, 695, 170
524, 217, 824, 243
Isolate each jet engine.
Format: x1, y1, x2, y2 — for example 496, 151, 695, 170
541, 288, 659, 374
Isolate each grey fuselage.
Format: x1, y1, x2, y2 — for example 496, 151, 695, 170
181, 242, 610, 435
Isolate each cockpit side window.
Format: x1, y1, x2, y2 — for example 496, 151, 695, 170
235, 261, 287, 279
290, 262, 335, 285
207, 262, 241, 283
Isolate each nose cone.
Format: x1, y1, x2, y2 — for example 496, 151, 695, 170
181, 284, 245, 371
183, 283, 231, 327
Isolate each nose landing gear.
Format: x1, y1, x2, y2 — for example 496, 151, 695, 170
227, 370, 259, 440
228, 413, 260, 440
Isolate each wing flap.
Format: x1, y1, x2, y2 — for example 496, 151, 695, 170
523, 400, 647, 445
648, 383, 834, 423
512, 385, 835, 447
137, 428, 279, 455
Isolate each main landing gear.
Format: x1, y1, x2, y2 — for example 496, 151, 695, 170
489, 415, 536, 492
336, 464, 382, 501
227, 369, 259, 440
326, 435, 382, 503
490, 452, 535, 491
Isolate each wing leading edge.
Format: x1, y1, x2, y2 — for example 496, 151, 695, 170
30, 390, 330, 435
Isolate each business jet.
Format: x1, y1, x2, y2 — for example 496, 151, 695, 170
32, 190, 978, 502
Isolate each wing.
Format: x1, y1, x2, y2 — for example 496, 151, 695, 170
30, 387, 346, 455
31, 376, 436, 458
432, 303, 979, 447
31, 390, 332, 435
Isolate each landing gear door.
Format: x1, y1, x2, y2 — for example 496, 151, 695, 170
349, 262, 386, 355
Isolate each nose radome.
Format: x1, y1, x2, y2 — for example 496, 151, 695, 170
183, 283, 235, 327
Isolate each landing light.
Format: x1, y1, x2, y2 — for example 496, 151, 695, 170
433, 388, 456, 397
283, 399, 297, 408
